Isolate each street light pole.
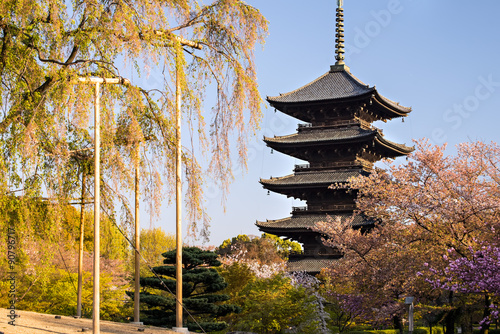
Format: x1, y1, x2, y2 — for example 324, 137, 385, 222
93, 81, 101, 334
169, 36, 201, 334
74, 76, 129, 334
76, 171, 86, 318
133, 146, 142, 324
173, 50, 189, 334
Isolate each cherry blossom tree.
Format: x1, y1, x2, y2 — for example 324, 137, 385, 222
351, 140, 500, 254
314, 140, 500, 333
424, 244, 500, 332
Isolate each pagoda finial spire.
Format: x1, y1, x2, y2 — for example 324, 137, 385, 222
335, 0, 345, 65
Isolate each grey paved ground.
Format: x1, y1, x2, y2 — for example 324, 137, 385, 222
0, 308, 185, 334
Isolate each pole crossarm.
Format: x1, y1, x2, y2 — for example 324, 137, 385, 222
153, 30, 203, 50
75, 77, 131, 85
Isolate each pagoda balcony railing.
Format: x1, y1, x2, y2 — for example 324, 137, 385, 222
294, 160, 373, 171
296, 118, 379, 131
309, 204, 356, 211
292, 206, 308, 213
289, 249, 342, 258
297, 123, 312, 129
294, 163, 310, 170
292, 204, 356, 213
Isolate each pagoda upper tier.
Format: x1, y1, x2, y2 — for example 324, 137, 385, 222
267, 66, 411, 124
264, 125, 413, 163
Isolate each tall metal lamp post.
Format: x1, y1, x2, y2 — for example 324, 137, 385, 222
74, 76, 129, 334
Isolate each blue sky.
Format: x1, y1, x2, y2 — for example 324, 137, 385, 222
158, 0, 500, 246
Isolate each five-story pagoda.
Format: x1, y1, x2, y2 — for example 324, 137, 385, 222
256, 0, 414, 273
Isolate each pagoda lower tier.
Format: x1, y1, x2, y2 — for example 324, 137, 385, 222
256, 213, 374, 273
261, 168, 365, 195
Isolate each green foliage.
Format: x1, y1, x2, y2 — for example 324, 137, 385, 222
216, 261, 255, 299
0, 268, 131, 321
217, 233, 301, 263
414, 329, 431, 334
219, 234, 250, 250
262, 233, 303, 257
222, 273, 321, 333
129, 227, 175, 276
0, 196, 131, 321
136, 247, 239, 332
346, 328, 445, 334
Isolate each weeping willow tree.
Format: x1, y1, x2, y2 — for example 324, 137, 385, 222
0, 0, 268, 245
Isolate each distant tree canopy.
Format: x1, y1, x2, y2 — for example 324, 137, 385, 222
135, 247, 239, 332
217, 233, 302, 263
132, 227, 176, 276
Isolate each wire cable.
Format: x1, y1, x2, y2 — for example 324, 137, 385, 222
58, 247, 78, 296
98, 203, 208, 334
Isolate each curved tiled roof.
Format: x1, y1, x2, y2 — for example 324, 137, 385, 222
260, 169, 364, 187
267, 70, 373, 103
256, 213, 371, 230
264, 127, 375, 145
264, 127, 414, 155
267, 68, 411, 115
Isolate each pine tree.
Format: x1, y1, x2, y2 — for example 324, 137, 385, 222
135, 247, 240, 332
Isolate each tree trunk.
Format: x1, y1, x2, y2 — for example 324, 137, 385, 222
462, 321, 473, 334
445, 310, 455, 334
445, 291, 456, 334
479, 295, 491, 334
461, 312, 473, 334
393, 315, 403, 334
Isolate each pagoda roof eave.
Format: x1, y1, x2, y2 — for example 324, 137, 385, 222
256, 214, 372, 232
374, 132, 414, 155
372, 91, 412, 117
260, 169, 365, 189
266, 70, 375, 105
286, 257, 335, 273
268, 91, 411, 120
262, 128, 413, 158
267, 90, 374, 108
263, 127, 376, 147
266, 68, 412, 117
